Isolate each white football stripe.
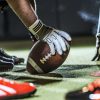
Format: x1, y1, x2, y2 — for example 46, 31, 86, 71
0, 84, 16, 94
0, 90, 7, 96
28, 57, 44, 73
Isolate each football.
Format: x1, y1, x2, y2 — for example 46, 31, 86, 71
26, 40, 70, 74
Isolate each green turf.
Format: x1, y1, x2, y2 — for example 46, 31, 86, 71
0, 36, 100, 100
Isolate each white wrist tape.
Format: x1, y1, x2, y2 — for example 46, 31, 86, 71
29, 19, 43, 35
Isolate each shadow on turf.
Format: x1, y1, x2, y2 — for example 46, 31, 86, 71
53, 64, 100, 78
10, 64, 99, 84
18, 72, 63, 85
0, 71, 63, 85
0, 64, 100, 85
58, 65, 100, 71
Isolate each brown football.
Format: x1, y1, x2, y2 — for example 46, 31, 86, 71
27, 40, 70, 74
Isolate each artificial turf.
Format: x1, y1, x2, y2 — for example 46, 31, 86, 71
0, 36, 100, 100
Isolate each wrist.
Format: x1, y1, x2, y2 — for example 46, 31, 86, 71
29, 19, 52, 40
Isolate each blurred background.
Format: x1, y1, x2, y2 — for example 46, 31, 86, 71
0, 0, 99, 41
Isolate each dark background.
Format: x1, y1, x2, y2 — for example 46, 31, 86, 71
0, 0, 99, 40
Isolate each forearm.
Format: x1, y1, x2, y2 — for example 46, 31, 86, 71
6, 0, 37, 27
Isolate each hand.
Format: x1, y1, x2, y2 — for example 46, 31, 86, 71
43, 29, 71, 55
29, 19, 71, 55
82, 79, 100, 92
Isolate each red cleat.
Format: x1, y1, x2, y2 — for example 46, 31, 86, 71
0, 77, 37, 100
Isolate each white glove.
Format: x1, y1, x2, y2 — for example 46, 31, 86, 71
29, 19, 72, 55
43, 29, 71, 55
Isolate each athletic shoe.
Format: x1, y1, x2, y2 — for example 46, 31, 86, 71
0, 48, 24, 65
12, 56, 24, 65
0, 60, 14, 72
0, 77, 37, 100
0, 56, 14, 63
65, 88, 100, 100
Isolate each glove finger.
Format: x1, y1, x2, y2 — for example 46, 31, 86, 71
54, 40, 62, 55
51, 34, 62, 55
46, 40, 55, 55
54, 33, 66, 52
55, 30, 72, 41
64, 39, 70, 50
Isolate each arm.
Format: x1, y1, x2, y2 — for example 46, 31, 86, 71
6, 0, 37, 27
6, 0, 71, 55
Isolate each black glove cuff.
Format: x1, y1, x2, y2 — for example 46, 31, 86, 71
29, 19, 53, 40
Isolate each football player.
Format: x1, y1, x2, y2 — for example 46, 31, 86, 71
0, 0, 71, 72
5, 0, 71, 56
